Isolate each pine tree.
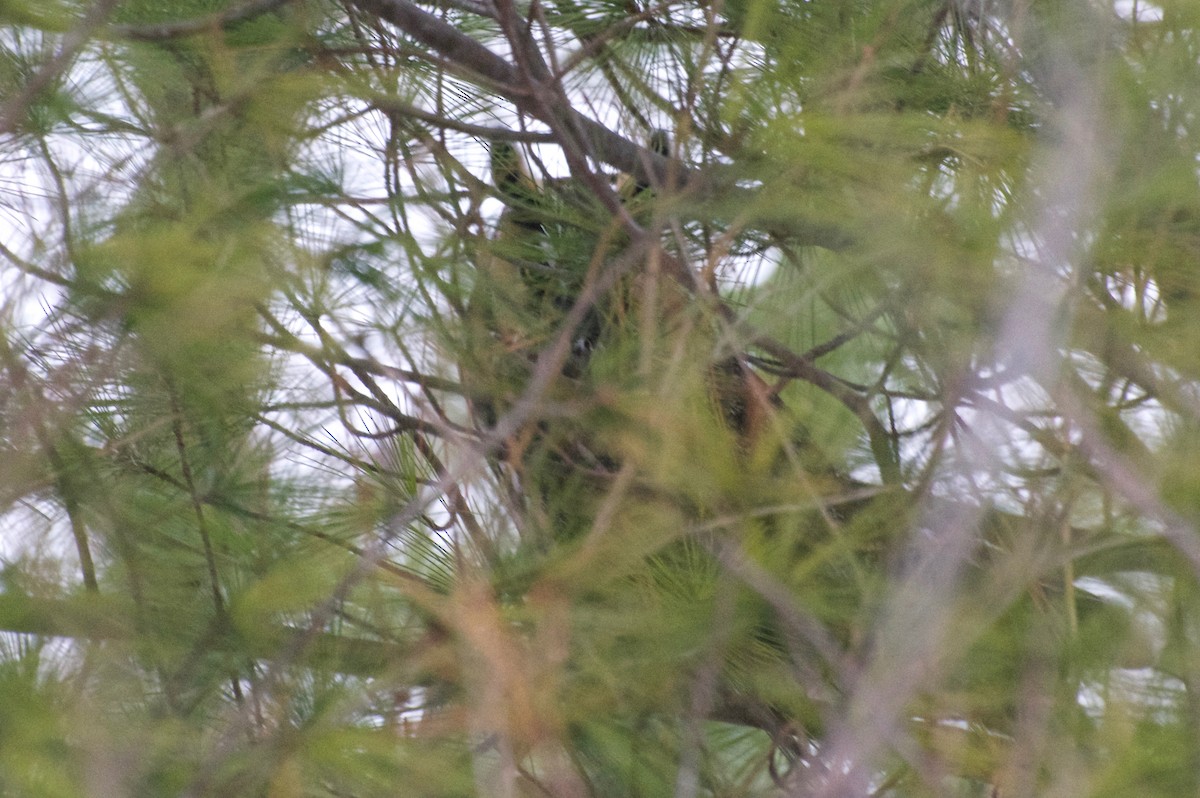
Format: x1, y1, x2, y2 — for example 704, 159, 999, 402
3, 1, 1200, 796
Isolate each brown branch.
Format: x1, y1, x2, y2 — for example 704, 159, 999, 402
346, 1, 892, 474
368, 95, 555, 142
347, 0, 852, 250
256, 329, 467, 397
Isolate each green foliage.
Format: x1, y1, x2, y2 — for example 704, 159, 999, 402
4, 0, 1200, 795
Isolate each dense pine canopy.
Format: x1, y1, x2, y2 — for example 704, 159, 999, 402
3, 0, 1200, 795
